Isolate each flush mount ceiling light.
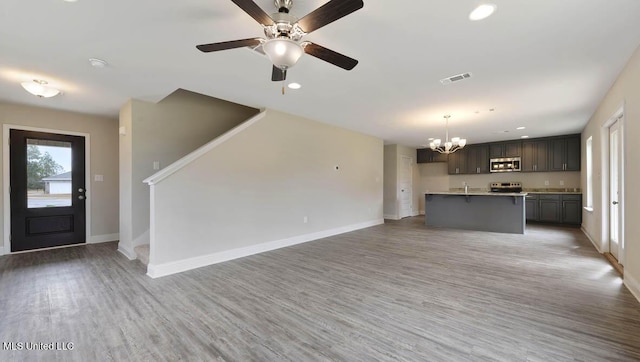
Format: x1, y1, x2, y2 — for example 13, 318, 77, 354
21, 80, 61, 98
469, 4, 497, 21
429, 115, 467, 154
89, 58, 108, 68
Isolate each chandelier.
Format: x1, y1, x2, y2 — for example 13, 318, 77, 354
429, 115, 467, 154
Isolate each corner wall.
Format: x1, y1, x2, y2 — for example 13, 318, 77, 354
147, 109, 383, 276
1, 101, 119, 253
118, 89, 258, 257
580, 44, 640, 300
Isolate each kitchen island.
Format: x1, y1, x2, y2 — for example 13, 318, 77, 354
425, 192, 526, 234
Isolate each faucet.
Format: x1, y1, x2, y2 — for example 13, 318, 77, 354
464, 184, 469, 193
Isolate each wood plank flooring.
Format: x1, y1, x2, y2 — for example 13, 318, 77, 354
1, 217, 639, 361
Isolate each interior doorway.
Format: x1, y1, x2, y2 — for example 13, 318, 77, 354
398, 155, 413, 218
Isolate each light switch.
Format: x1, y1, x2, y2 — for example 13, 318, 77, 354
119, 126, 126, 135
94, 174, 104, 182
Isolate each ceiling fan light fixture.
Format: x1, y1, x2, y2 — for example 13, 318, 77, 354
21, 80, 61, 98
263, 38, 303, 69
469, 4, 497, 21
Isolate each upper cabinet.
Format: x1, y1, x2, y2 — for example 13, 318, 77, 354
417, 149, 448, 163
466, 144, 489, 174
549, 135, 581, 171
448, 148, 468, 174
522, 140, 549, 172
489, 141, 522, 158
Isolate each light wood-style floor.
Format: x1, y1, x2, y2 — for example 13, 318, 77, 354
1, 217, 639, 361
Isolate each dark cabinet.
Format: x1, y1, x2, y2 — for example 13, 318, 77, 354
489, 141, 522, 158
561, 194, 582, 224
522, 140, 549, 172
448, 148, 468, 174
525, 195, 538, 221
417, 148, 448, 163
525, 193, 582, 224
549, 135, 581, 171
538, 195, 561, 222
466, 144, 489, 174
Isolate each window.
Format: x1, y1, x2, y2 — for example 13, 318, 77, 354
586, 136, 593, 209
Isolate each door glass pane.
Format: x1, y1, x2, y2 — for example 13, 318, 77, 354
26, 139, 72, 208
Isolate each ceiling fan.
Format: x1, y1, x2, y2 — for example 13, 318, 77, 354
196, 0, 364, 82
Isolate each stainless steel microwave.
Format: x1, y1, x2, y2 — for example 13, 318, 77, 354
490, 157, 521, 172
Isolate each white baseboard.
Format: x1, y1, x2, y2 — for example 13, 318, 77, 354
624, 272, 640, 304
384, 214, 399, 220
580, 227, 602, 253
147, 219, 384, 278
117, 243, 136, 260
0, 245, 5, 256
89, 233, 119, 244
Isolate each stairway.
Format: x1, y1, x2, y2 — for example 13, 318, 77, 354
134, 244, 150, 266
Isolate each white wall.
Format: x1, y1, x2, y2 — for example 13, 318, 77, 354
118, 89, 258, 258
581, 44, 640, 300
147, 109, 383, 276
1, 101, 119, 251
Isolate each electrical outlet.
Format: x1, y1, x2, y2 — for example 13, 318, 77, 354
153, 161, 160, 170
559, 180, 565, 186
303, 216, 308, 223
544, 180, 549, 186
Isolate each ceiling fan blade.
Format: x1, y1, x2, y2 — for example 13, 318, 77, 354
297, 0, 364, 33
230, 0, 274, 26
271, 66, 287, 81
196, 38, 262, 52
303, 42, 358, 70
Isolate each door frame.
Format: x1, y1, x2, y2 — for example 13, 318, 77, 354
600, 105, 625, 266
3, 124, 91, 254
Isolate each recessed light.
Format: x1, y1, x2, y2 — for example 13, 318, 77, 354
469, 4, 497, 21
63, 0, 78, 2
521, 135, 529, 139
287, 82, 301, 89
428, 138, 434, 141
89, 58, 108, 68
516, 126, 526, 130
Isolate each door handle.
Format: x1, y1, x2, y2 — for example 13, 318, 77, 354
612, 201, 619, 205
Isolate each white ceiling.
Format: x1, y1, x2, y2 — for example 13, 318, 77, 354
2, 0, 640, 147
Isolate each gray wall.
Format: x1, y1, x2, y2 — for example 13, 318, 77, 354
118, 89, 258, 257
383, 144, 420, 219
1, 101, 119, 252
149, 109, 383, 270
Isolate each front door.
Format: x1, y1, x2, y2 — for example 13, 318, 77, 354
609, 120, 621, 261
10, 129, 86, 252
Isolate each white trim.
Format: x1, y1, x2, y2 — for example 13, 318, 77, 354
88, 233, 119, 244
581, 226, 602, 254
0, 245, 5, 256
146, 219, 384, 278
624, 272, 640, 304
117, 244, 136, 260
3, 124, 91, 254
583, 207, 594, 213
144, 110, 266, 185
384, 214, 399, 220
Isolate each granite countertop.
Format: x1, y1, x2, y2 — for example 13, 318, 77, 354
426, 191, 527, 197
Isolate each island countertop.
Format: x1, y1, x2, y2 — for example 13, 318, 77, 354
425, 191, 527, 197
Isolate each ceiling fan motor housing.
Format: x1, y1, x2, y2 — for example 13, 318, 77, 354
275, 0, 293, 13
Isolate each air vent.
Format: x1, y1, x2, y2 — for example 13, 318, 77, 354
440, 72, 472, 85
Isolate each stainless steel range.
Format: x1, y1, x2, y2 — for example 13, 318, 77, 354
490, 182, 523, 193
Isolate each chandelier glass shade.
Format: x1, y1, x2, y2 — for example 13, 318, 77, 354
263, 38, 304, 69
429, 115, 467, 154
